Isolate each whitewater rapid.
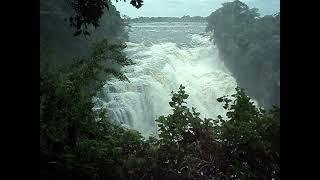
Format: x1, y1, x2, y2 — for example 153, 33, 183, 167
95, 34, 238, 137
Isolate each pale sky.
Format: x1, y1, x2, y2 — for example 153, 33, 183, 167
114, 0, 280, 18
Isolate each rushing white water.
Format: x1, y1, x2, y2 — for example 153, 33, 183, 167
94, 25, 239, 137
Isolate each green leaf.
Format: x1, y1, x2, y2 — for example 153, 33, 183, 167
73, 30, 82, 36
217, 97, 224, 102
84, 31, 91, 36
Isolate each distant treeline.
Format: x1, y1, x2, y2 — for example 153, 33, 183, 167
40, 0, 279, 179
129, 15, 207, 23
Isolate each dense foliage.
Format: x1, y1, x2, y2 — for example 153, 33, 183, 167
206, 0, 280, 108
41, 76, 280, 179
40, 0, 279, 179
40, 0, 129, 71
40, 40, 136, 179
68, 0, 143, 36
152, 85, 280, 179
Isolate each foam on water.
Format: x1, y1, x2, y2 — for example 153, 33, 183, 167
94, 34, 239, 137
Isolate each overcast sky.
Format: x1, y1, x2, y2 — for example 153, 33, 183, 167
114, 0, 280, 18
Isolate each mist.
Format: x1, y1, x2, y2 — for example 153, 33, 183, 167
40, 0, 280, 179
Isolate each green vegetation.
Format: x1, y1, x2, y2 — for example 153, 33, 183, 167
153, 85, 279, 179
40, 39, 135, 179
206, 0, 280, 108
68, 0, 143, 36
41, 75, 280, 179
40, 0, 279, 179
40, 0, 131, 71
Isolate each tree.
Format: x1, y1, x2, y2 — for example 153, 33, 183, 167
153, 85, 280, 179
214, 87, 280, 179
40, 0, 130, 71
206, 0, 280, 108
154, 85, 217, 179
40, 0, 280, 178
40, 39, 136, 180
68, 0, 143, 36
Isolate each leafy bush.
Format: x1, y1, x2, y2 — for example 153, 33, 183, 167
40, 39, 137, 180
41, 76, 280, 179
152, 85, 280, 179
40, 1, 279, 179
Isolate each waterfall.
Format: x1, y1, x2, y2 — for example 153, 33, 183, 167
94, 32, 238, 137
